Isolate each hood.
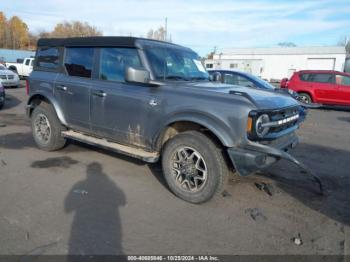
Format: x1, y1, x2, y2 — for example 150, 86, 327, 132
182, 81, 298, 109
0, 69, 17, 76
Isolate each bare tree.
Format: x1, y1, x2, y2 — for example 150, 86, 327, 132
278, 42, 297, 47
337, 36, 350, 54
146, 26, 166, 41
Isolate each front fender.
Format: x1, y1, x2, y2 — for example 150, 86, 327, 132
27, 91, 67, 126
154, 110, 238, 148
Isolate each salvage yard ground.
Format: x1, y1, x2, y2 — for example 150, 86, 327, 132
0, 81, 349, 256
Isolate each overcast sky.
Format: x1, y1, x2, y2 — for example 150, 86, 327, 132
2, 0, 350, 55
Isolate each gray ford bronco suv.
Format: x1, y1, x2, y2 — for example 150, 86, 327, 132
27, 37, 320, 203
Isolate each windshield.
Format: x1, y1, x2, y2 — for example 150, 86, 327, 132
247, 73, 276, 90
0, 65, 6, 70
144, 46, 209, 81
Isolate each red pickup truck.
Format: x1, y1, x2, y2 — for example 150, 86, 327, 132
281, 70, 350, 106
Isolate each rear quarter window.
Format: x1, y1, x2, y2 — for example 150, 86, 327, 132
299, 73, 310, 81
36, 47, 60, 69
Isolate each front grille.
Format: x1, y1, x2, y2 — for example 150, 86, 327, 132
0, 75, 6, 80
7, 75, 14, 79
268, 106, 300, 134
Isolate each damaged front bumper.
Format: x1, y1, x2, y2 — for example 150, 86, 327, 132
227, 133, 323, 194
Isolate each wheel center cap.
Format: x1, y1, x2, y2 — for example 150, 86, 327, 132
181, 161, 196, 176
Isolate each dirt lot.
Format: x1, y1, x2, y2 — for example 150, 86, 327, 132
0, 82, 349, 256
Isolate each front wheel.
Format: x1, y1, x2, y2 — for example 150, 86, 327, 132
162, 131, 228, 204
31, 102, 67, 151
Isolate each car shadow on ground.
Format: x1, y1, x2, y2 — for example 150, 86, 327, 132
2, 93, 22, 111
259, 142, 350, 226
319, 106, 350, 112
65, 162, 126, 255
337, 116, 350, 123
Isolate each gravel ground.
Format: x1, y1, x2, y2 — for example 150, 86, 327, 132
0, 82, 349, 256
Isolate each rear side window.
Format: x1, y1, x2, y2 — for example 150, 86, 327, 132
64, 48, 94, 78
310, 73, 334, 83
99, 48, 141, 82
36, 47, 60, 69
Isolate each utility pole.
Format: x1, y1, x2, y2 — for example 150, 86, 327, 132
164, 17, 167, 42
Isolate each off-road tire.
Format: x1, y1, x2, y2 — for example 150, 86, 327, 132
298, 93, 312, 104
162, 130, 228, 204
31, 102, 66, 151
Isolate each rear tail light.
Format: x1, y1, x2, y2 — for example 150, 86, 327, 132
280, 78, 289, 88
26, 79, 29, 95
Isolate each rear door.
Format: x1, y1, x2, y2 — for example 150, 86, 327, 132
308, 73, 337, 104
55, 47, 94, 133
335, 74, 350, 106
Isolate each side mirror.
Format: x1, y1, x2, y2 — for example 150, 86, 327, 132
211, 72, 222, 82
125, 67, 150, 84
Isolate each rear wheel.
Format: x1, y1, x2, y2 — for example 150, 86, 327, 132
298, 93, 312, 104
31, 102, 66, 151
162, 131, 228, 203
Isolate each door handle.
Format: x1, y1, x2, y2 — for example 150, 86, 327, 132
92, 90, 107, 97
56, 85, 67, 91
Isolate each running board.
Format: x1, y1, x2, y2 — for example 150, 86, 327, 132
61, 130, 159, 163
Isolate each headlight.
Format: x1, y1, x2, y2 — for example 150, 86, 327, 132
255, 114, 270, 138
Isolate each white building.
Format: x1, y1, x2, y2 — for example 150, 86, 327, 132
205, 46, 347, 81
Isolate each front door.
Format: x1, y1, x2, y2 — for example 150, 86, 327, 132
54, 47, 95, 132
309, 73, 337, 104
335, 74, 350, 106
90, 47, 160, 149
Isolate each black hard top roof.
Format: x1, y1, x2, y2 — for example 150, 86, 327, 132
37, 36, 190, 50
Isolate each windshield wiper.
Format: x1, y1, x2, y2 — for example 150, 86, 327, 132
164, 75, 189, 81
190, 77, 209, 81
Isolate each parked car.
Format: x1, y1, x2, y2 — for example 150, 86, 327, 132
0, 64, 20, 88
0, 82, 5, 109
281, 70, 350, 106
208, 69, 303, 102
6, 57, 34, 78
27, 37, 319, 203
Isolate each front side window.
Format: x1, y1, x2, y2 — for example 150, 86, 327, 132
223, 74, 255, 87
37, 47, 60, 69
99, 48, 141, 82
336, 74, 350, 86
310, 73, 334, 84
64, 47, 94, 78
223, 74, 239, 85
144, 46, 209, 80
25, 59, 30, 66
